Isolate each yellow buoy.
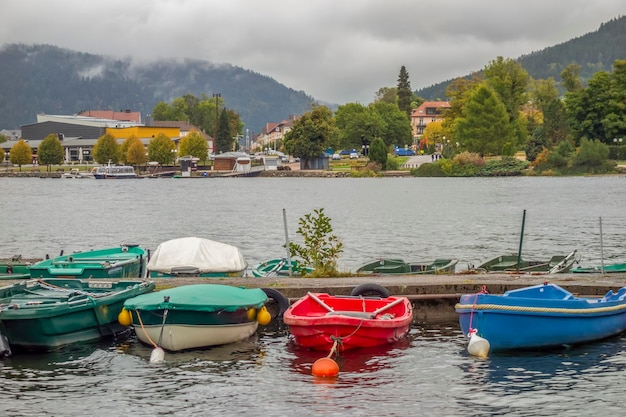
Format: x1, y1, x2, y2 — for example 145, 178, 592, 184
311, 357, 339, 377
118, 308, 132, 326
257, 306, 271, 326
247, 308, 257, 321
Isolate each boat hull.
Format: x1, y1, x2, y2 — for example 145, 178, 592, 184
283, 293, 412, 351
456, 283, 626, 352
0, 279, 155, 351
28, 245, 147, 279
572, 263, 626, 274
133, 321, 259, 351
475, 251, 577, 274
251, 258, 313, 277
356, 258, 458, 275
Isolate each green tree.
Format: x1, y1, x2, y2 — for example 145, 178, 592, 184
334, 103, 384, 150
283, 105, 338, 160
370, 101, 412, 147
374, 87, 397, 104
485, 57, 529, 123
126, 136, 147, 167
565, 71, 612, 144
179, 130, 209, 163
574, 138, 610, 169
216, 108, 232, 153
148, 133, 176, 165
288, 208, 343, 277
456, 84, 514, 156
92, 134, 120, 164
397, 66, 412, 118
37, 134, 64, 171
9, 139, 32, 170
368, 137, 388, 169
561, 63, 583, 93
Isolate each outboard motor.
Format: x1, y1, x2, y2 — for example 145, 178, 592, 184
0, 334, 11, 358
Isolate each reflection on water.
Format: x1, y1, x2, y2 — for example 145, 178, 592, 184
1, 323, 625, 416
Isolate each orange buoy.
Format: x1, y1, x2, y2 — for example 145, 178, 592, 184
311, 357, 339, 377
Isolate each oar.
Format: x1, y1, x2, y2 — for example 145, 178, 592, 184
307, 292, 334, 312
368, 297, 405, 318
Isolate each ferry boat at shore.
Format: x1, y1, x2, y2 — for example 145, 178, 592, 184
92, 162, 138, 179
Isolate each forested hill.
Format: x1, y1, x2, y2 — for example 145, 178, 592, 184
416, 15, 626, 100
0, 43, 316, 132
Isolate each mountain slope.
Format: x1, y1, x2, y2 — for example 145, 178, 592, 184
0, 43, 315, 132
415, 15, 626, 100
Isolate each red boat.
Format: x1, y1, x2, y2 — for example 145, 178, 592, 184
283, 292, 413, 351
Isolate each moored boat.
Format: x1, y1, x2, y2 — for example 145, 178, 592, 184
62, 168, 95, 179
473, 250, 578, 274
28, 244, 148, 279
251, 258, 313, 277
356, 258, 458, 275
455, 282, 626, 355
283, 287, 413, 352
147, 237, 248, 278
0, 255, 42, 280
572, 262, 626, 274
0, 278, 155, 354
92, 162, 137, 179
123, 284, 273, 352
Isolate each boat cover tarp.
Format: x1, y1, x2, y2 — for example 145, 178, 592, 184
124, 284, 267, 312
147, 237, 247, 273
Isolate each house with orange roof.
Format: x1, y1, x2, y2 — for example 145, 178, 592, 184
410, 101, 450, 140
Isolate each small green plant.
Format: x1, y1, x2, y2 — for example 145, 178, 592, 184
288, 208, 343, 277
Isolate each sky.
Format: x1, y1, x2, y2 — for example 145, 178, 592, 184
1, 1, 624, 105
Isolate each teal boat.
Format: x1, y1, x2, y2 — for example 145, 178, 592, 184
0, 255, 42, 280
123, 284, 271, 351
28, 245, 148, 279
251, 258, 313, 277
0, 278, 155, 354
572, 262, 626, 274
356, 258, 459, 275
147, 237, 248, 278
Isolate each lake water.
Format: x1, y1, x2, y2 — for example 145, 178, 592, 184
1, 175, 626, 416
2, 176, 626, 271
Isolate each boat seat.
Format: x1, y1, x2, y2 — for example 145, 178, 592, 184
326, 311, 373, 319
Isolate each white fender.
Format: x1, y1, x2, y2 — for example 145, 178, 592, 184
467, 329, 490, 358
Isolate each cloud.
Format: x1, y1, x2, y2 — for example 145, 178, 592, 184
0, 0, 623, 104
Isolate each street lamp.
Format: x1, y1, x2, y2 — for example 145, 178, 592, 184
614, 137, 623, 161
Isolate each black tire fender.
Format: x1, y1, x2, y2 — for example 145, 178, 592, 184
261, 288, 290, 319
350, 283, 391, 298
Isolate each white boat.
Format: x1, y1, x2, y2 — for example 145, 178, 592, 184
147, 236, 248, 277
61, 168, 95, 179
92, 162, 137, 179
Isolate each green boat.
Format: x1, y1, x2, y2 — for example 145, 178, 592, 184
251, 258, 313, 277
356, 258, 459, 275
28, 245, 148, 279
572, 262, 626, 274
0, 278, 155, 354
474, 250, 578, 274
0, 255, 42, 280
123, 284, 270, 351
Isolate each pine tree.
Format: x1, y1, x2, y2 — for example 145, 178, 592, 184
397, 66, 412, 118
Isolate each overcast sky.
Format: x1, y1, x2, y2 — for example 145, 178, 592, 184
1, 1, 624, 105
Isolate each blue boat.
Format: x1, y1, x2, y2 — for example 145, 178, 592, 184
455, 282, 626, 355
